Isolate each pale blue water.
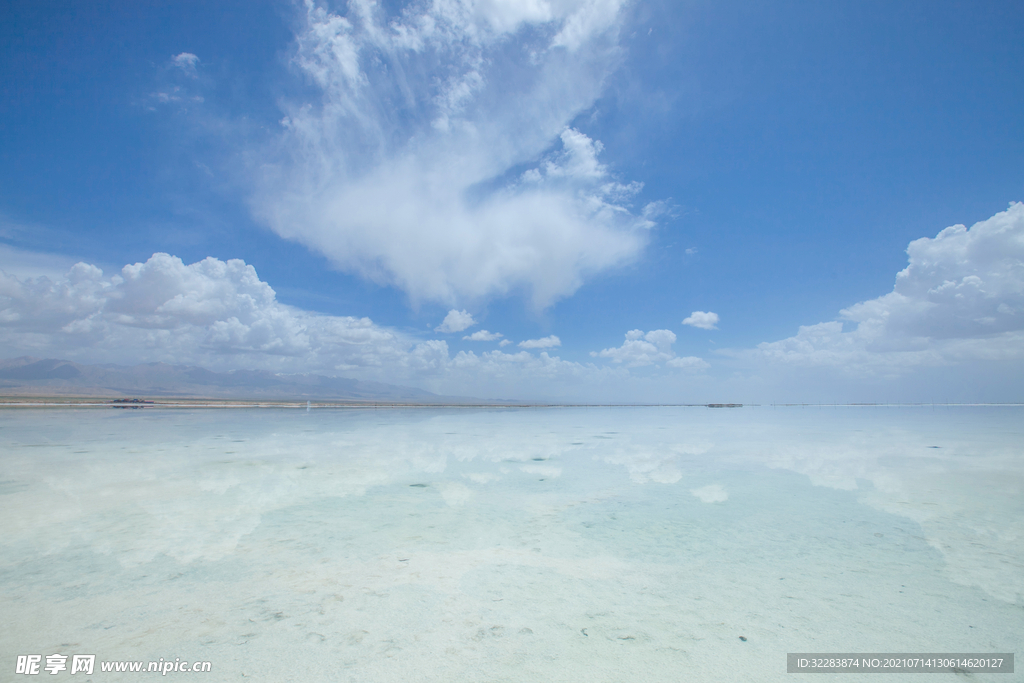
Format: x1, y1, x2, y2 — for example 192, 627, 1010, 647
1, 406, 1021, 681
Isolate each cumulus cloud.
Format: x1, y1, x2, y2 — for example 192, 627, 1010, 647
0, 253, 416, 373
463, 329, 503, 341
435, 309, 476, 333
593, 329, 709, 370
519, 335, 561, 349
251, 0, 656, 307
0, 253, 640, 399
683, 310, 719, 330
595, 329, 674, 366
739, 203, 1024, 372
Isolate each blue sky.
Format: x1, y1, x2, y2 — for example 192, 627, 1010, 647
1, 0, 1022, 402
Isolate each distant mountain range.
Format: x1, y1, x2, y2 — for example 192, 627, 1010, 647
0, 356, 479, 403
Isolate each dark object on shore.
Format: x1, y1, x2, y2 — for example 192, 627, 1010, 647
739, 636, 747, 641
707, 403, 743, 408
110, 398, 154, 408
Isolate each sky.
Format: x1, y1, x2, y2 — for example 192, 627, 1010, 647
1, 0, 1022, 403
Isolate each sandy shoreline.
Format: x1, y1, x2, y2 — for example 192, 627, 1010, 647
0, 395, 713, 408
0, 397, 526, 408
1, 396, 1019, 408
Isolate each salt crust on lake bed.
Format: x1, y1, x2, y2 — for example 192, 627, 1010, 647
1, 407, 1021, 681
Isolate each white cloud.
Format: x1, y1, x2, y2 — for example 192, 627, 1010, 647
499, 339, 512, 347
842, 203, 1024, 341
0, 253, 639, 400
667, 355, 710, 371
171, 52, 199, 76
519, 335, 561, 349
463, 329, 503, 341
250, 0, 654, 308
682, 310, 719, 330
27, 199, 1024, 403
435, 309, 476, 333
149, 54, 205, 109
0, 244, 82, 281
593, 329, 707, 371
0, 253, 413, 373
8, 204, 1018, 402
740, 203, 1024, 373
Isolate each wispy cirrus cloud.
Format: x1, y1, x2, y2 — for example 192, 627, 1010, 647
250, 0, 656, 308
147, 52, 205, 109
171, 52, 200, 76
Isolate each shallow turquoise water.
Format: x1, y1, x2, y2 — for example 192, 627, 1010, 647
1, 406, 1021, 681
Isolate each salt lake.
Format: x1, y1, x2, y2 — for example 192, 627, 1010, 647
1, 406, 1021, 681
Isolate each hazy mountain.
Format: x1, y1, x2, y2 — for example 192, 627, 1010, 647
0, 357, 476, 402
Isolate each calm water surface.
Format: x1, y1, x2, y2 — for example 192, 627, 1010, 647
1, 406, 1021, 681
